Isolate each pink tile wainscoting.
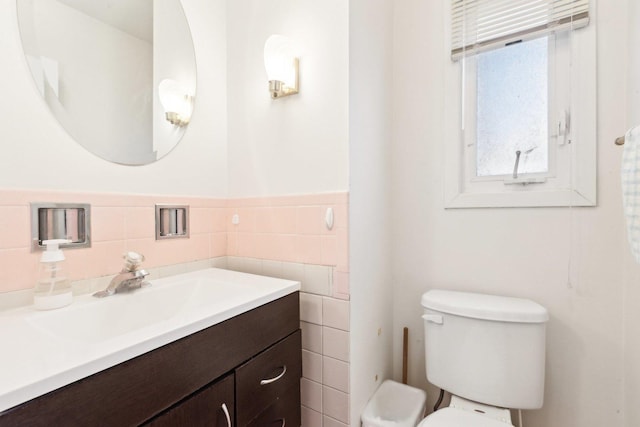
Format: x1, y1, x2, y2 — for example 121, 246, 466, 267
299, 292, 351, 426
227, 193, 349, 299
0, 189, 228, 293
0, 189, 349, 298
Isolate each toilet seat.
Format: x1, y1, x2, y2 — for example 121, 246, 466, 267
417, 407, 514, 427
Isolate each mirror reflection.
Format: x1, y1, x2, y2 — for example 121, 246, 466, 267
16, 0, 197, 166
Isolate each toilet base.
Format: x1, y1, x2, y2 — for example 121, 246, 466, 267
418, 395, 514, 427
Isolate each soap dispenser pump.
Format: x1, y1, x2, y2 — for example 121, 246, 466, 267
34, 239, 73, 310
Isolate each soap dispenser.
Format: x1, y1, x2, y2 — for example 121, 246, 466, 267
34, 239, 73, 310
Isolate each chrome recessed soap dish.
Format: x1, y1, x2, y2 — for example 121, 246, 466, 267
31, 203, 91, 251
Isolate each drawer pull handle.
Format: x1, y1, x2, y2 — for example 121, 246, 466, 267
260, 365, 287, 385
279, 418, 286, 427
221, 402, 231, 427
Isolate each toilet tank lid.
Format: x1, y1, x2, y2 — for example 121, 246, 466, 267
421, 290, 549, 323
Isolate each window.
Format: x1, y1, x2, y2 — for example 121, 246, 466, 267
444, 0, 596, 208
476, 37, 549, 178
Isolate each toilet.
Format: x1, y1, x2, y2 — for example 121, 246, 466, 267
418, 289, 549, 426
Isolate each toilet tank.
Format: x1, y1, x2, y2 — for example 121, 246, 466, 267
422, 290, 549, 410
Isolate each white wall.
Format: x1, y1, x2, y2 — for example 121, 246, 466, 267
226, 0, 349, 198
629, 0, 640, 128
624, 1, 640, 425
391, 1, 631, 426
349, 0, 394, 425
0, 0, 227, 197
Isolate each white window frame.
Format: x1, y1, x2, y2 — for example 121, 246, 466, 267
443, 2, 597, 208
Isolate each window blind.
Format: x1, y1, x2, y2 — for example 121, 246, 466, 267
451, 0, 589, 59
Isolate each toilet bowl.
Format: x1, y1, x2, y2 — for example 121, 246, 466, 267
418, 290, 549, 427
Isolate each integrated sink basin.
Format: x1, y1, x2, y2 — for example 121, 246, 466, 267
28, 274, 259, 343
0, 268, 300, 413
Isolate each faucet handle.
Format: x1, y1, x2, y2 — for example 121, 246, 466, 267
123, 251, 145, 271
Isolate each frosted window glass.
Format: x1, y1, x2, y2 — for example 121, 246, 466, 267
476, 37, 549, 177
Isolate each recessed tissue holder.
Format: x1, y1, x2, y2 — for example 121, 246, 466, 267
155, 204, 189, 240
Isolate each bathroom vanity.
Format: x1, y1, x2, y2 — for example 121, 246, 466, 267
0, 268, 301, 426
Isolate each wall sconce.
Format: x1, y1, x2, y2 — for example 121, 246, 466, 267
158, 79, 193, 126
264, 35, 299, 99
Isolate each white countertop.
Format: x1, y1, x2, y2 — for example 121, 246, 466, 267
0, 268, 300, 413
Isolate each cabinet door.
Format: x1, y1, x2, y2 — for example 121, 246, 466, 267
145, 373, 234, 427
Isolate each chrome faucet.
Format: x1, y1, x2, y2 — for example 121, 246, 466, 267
93, 252, 150, 298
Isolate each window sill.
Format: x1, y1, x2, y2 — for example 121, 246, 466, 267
444, 187, 596, 209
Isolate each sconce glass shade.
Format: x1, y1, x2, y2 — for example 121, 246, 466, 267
264, 35, 299, 99
158, 78, 193, 126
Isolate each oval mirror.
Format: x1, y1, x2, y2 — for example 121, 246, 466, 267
16, 0, 197, 166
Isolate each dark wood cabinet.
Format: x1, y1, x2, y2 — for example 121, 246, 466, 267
0, 292, 301, 427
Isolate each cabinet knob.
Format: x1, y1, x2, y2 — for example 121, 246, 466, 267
221, 403, 231, 427
259, 365, 287, 385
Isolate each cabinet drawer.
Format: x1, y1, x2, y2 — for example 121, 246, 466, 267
247, 384, 301, 427
145, 373, 234, 427
236, 330, 302, 426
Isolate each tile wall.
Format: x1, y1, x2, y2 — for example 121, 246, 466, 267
0, 188, 350, 426
226, 256, 351, 426
0, 189, 227, 293
301, 294, 350, 426
226, 193, 350, 300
